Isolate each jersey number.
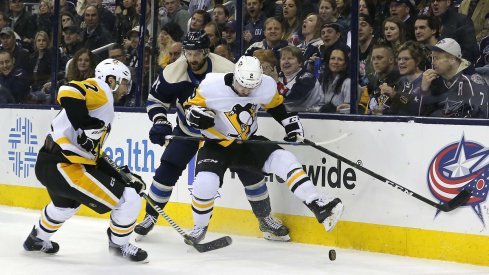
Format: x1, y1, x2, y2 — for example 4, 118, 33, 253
84, 83, 99, 93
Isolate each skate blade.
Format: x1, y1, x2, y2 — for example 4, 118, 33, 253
263, 232, 291, 242
323, 202, 344, 232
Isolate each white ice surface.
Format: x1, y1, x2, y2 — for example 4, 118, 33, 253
2, 206, 489, 275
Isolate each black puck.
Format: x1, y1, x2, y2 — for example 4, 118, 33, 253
328, 249, 336, 261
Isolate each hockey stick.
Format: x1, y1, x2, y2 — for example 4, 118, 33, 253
166, 135, 308, 146
302, 139, 471, 212
100, 152, 232, 252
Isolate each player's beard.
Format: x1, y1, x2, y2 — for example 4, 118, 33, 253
188, 59, 206, 72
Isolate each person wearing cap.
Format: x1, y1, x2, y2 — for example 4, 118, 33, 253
389, 0, 416, 41
222, 20, 240, 62
60, 25, 83, 66
0, 27, 30, 77
358, 14, 375, 89
419, 38, 488, 118
157, 22, 184, 69
431, 0, 478, 66
245, 17, 288, 62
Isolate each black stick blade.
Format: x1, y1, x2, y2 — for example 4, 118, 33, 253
440, 189, 471, 212
192, 236, 232, 253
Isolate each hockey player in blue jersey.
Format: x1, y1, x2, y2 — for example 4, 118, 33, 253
134, 30, 290, 241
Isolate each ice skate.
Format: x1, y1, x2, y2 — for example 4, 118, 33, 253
107, 229, 148, 262
134, 214, 157, 241
184, 225, 208, 245
23, 226, 59, 254
258, 215, 290, 242
306, 198, 343, 232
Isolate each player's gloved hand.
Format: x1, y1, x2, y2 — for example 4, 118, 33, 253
281, 113, 304, 142
121, 165, 146, 194
77, 122, 105, 154
186, 106, 215, 129
149, 118, 172, 146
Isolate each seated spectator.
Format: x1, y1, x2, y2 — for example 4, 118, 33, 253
188, 0, 212, 16
245, 17, 288, 62
66, 48, 97, 81
222, 20, 239, 61
124, 26, 149, 67
336, 0, 351, 32
189, 10, 211, 32
0, 27, 30, 78
388, 0, 416, 41
168, 42, 183, 64
419, 38, 488, 118
414, 15, 440, 47
159, 0, 191, 36
281, 0, 302, 46
318, 0, 339, 24
253, 49, 279, 82
381, 41, 427, 115
214, 43, 234, 62
60, 11, 79, 30
59, 25, 83, 69
80, 5, 112, 59
367, 41, 400, 115
243, 0, 267, 47
459, 0, 489, 42
204, 22, 221, 52
114, 0, 138, 44
7, 0, 35, 50
212, 4, 230, 33
33, 0, 53, 37
358, 14, 375, 89
89, 0, 116, 34
29, 31, 53, 93
382, 16, 406, 54
157, 22, 184, 69
320, 45, 351, 113
298, 13, 324, 69
278, 46, 323, 112
0, 50, 30, 103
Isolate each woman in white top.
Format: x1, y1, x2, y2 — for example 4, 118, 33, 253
320, 45, 351, 113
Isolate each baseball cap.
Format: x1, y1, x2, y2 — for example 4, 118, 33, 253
321, 22, 342, 33
0, 27, 15, 37
223, 20, 237, 33
429, 38, 471, 66
359, 13, 374, 27
62, 25, 80, 33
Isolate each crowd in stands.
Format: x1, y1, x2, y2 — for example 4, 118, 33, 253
0, 0, 488, 118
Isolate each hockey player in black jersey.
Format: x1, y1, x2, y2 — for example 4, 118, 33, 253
23, 59, 148, 262
420, 38, 489, 118
134, 30, 290, 242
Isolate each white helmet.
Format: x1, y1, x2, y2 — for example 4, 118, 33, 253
234, 56, 263, 89
95, 58, 132, 92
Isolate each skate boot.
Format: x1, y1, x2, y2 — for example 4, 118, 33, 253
134, 214, 157, 241
23, 226, 59, 254
258, 215, 290, 241
107, 228, 148, 262
184, 225, 208, 245
306, 198, 344, 232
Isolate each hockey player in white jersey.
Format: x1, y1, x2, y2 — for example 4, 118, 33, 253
183, 56, 344, 243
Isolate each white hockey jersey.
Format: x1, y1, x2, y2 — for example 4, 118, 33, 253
185, 73, 283, 147
50, 78, 114, 165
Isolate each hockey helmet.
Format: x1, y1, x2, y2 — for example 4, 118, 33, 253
183, 30, 210, 50
95, 58, 132, 93
234, 56, 263, 89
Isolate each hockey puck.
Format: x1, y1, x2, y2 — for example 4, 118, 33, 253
328, 249, 336, 261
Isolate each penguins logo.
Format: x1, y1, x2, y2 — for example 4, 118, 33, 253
224, 103, 257, 139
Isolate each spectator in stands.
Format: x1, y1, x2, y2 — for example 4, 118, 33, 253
159, 0, 191, 36
245, 17, 288, 61
244, 0, 267, 47
0, 27, 30, 76
114, 0, 138, 44
278, 46, 323, 112
382, 16, 406, 54
281, 0, 302, 46
388, 0, 416, 41
189, 10, 211, 32
320, 45, 351, 113
88, 0, 116, 34
414, 15, 440, 47
33, 0, 53, 37
431, 0, 478, 66
29, 31, 53, 93
420, 38, 488, 118
0, 50, 30, 103
476, 29, 489, 69
336, 0, 351, 31
168, 42, 183, 64
318, 22, 347, 74
66, 48, 96, 81
222, 20, 239, 61
60, 25, 83, 68
188, 0, 212, 16
157, 22, 184, 69
476, 13, 489, 42
108, 43, 136, 106
359, 0, 381, 38
80, 5, 112, 59
318, 0, 339, 24
299, 13, 324, 68
367, 41, 400, 115
60, 11, 79, 30
214, 43, 234, 62
124, 26, 149, 67
7, 0, 35, 49
380, 41, 427, 115
358, 14, 375, 88
204, 22, 221, 52
212, 4, 230, 33
459, 0, 489, 42
253, 48, 279, 82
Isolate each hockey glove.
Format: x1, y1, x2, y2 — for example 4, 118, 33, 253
186, 106, 215, 129
121, 166, 146, 194
281, 113, 304, 142
77, 123, 106, 154
149, 118, 172, 146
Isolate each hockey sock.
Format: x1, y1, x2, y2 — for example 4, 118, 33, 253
146, 179, 173, 217
109, 219, 136, 245
36, 203, 79, 241
244, 178, 271, 217
191, 172, 220, 228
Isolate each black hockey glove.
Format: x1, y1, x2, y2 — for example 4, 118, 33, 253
77, 123, 106, 154
186, 106, 215, 129
281, 113, 304, 142
121, 166, 146, 194
149, 118, 172, 146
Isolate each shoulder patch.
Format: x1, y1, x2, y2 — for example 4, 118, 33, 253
471, 73, 485, 85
